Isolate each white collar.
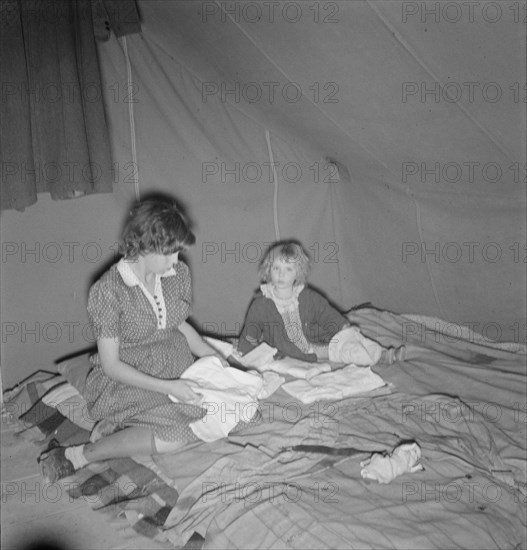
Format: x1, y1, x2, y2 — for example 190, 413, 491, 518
261, 282, 304, 300
116, 258, 177, 287
261, 283, 303, 313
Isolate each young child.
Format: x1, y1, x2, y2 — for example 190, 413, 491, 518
238, 241, 405, 366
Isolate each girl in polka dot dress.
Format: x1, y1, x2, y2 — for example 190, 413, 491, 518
39, 199, 231, 482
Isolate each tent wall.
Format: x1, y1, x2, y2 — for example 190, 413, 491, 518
1, 1, 525, 388
1, 21, 344, 388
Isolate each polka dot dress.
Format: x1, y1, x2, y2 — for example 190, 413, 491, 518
84, 260, 205, 443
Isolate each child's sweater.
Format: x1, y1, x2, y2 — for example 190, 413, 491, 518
238, 285, 349, 362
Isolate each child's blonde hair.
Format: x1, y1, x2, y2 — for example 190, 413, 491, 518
258, 241, 310, 285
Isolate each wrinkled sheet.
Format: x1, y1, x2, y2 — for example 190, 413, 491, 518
152, 308, 526, 549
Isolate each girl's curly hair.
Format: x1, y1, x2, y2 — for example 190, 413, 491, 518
120, 199, 195, 258
258, 241, 310, 285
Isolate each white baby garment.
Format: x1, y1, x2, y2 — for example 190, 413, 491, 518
170, 356, 284, 441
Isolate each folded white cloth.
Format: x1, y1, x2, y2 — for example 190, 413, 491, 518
203, 336, 234, 358
238, 342, 278, 369
281, 365, 386, 404
360, 442, 424, 484
328, 326, 383, 366
264, 357, 332, 380
170, 356, 284, 442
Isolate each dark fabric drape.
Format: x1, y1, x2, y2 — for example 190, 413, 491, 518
100, 0, 141, 38
0, 0, 117, 211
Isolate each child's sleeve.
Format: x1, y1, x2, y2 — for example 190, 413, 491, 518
238, 299, 265, 355
310, 290, 349, 342
239, 297, 318, 363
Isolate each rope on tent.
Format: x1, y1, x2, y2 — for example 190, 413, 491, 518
121, 36, 140, 202
265, 130, 281, 242
411, 191, 445, 319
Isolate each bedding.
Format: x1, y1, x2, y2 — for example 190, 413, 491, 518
4, 308, 526, 549
3, 372, 91, 446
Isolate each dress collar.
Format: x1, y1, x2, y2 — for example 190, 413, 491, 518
260, 283, 304, 312
116, 258, 177, 287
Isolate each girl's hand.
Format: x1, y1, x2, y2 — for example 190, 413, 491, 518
166, 380, 201, 405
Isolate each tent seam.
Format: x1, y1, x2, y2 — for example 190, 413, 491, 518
265, 130, 281, 242
120, 36, 141, 201
409, 189, 446, 319
214, 0, 386, 170
366, 0, 515, 162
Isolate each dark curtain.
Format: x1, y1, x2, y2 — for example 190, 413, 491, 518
0, 0, 140, 211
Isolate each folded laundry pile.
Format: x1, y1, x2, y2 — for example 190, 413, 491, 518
169, 356, 284, 441
281, 365, 387, 404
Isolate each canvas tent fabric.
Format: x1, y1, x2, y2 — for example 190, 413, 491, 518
96, 0, 525, 338
0, 0, 525, 388
0, 3, 526, 547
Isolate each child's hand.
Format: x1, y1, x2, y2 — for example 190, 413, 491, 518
167, 380, 201, 405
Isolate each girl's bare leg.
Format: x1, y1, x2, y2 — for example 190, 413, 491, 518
83, 427, 185, 462
39, 427, 187, 482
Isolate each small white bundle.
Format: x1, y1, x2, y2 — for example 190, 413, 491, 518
360, 442, 424, 484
